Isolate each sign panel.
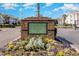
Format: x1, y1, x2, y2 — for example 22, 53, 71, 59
28, 22, 48, 34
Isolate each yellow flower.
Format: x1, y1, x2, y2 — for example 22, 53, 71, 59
44, 37, 56, 44
46, 37, 49, 40
56, 51, 64, 56
48, 40, 52, 42
47, 46, 56, 52
51, 46, 55, 48
8, 44, 14, 49
8, 41, 15, 49
47, 46, 51, 51
47, 52, 52, 56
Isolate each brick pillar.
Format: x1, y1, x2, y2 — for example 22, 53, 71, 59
21, 31, 28, 40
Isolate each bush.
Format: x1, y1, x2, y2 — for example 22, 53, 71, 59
64, 24, 72, 26
0, 24, 15, 28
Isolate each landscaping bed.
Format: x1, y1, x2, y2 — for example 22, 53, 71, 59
1, 35, 79, 56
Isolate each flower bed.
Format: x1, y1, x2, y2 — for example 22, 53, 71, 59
1, 35, 79, 56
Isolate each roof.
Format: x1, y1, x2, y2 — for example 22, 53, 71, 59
22, 17, 56, 21
67, 11, 79, 15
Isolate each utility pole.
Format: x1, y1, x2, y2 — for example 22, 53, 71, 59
73, 20, 76, 30
73, 13, 76, 30
37, 3, 40, 20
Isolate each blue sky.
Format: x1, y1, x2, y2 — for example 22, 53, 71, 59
0, 3, 79, 19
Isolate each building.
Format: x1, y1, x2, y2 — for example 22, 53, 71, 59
0, 15, 4, 25
8, 17, 18, 25
58, 18, 64, 25
65, 12, 79, 27
58, 14, 67, 25
0, 14, 19, 25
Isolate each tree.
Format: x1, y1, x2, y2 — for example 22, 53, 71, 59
62, 14, 67, 25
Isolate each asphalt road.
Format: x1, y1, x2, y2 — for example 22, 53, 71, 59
57, 28, 79, 50
0, 27, 21, 49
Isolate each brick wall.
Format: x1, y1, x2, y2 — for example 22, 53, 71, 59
21, 17, 56, 40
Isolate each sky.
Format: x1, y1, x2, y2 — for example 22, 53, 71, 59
0, 3, 79, 19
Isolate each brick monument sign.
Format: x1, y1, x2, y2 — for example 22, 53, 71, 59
21, 4, 57, 40
21, 17, 57, 40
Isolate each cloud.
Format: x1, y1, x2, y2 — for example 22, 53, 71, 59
19, 8, 23, 12
64, 4, 79, 11
1, 3, 18, 9
43, 11, 52, 17
53, 4, 79, 12
42, 3, 53, 8
23, 3, 35, 7
47, 11, 52, 15
45, 3, 53, 7
22, 3, 36, 12
53, 6, 66, 12
24, 6, 35, 9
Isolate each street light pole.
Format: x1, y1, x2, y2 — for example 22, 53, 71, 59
73, 12, 76, 30
74, 20, 76, 30
37, 3, 40, 20
37, 3, 40, 17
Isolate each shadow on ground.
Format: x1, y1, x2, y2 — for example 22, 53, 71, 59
55, 36, 73, 45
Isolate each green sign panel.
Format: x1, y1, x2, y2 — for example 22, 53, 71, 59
28, 22, 48, 34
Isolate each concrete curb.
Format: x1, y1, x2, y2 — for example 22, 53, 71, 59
70, 44, 79, 53
3, 36, 21, 48
0, 36, 21, 55
13, 36, 21, 41
0, 28, 10, 32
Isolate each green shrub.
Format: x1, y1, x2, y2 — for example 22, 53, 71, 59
0, 24, 15, 28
